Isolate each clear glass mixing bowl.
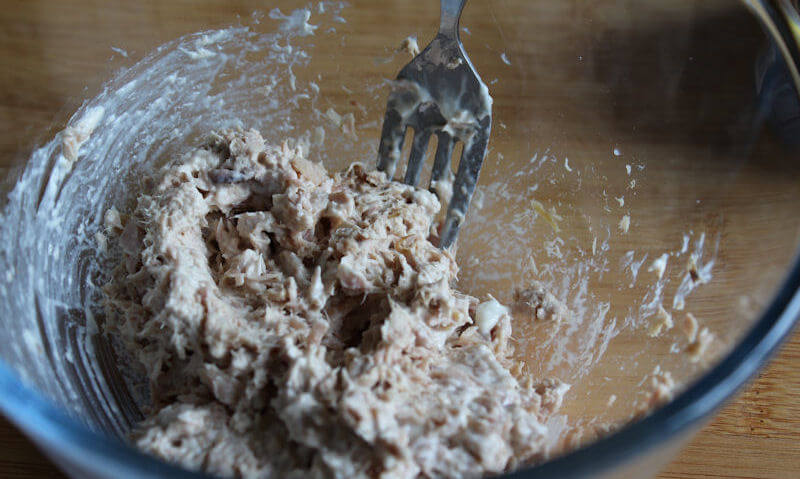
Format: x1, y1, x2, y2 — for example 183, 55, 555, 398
0, 1, 799, 478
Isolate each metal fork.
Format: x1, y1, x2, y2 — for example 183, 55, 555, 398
377, 0, 492, 249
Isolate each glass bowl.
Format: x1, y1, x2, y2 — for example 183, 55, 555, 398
0, 1, 799, 478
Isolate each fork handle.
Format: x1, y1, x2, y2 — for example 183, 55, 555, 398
439, 0, 467, 39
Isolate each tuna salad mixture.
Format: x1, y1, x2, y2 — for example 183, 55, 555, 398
102, 129, 569, 478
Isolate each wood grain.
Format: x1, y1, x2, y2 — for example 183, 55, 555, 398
657, 329, 800, 479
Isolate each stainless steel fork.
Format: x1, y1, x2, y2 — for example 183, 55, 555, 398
377, 0, 492, 249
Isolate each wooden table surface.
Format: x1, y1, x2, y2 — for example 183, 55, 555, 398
0, 329, 797, 478
1, 1, 799, 477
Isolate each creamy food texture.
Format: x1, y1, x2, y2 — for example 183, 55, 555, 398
102, 129, 568, 478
